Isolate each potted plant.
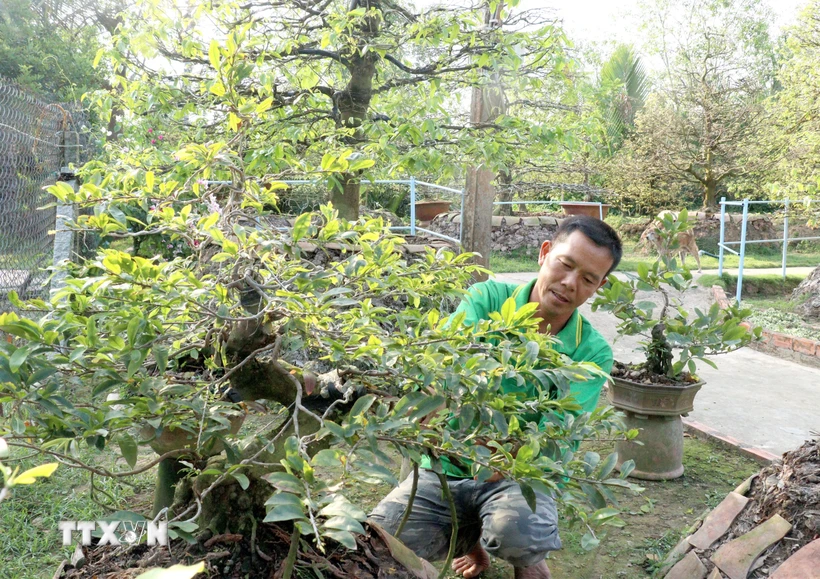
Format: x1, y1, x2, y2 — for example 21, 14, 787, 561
414, 199, 452, 221
559, 201, 611, 219
592, 209, 759, 480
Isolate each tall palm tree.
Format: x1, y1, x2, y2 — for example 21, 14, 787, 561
599, 44, 650, 155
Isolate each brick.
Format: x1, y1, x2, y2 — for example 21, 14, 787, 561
712, 514, 792, 579
657, 535, 694, 577
771, 333, 793, 350
689, 492, 750, 549
739, 322, 752, 331
792, 338, 817, 356
666, 551, 707, 579
770, 538, 820, 578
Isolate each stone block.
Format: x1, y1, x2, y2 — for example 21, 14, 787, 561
504, 216, 521, 226
689, 492, 749, 549
666, 551, 707, 579
771, 332, 793, 350
711, 514, 792, 579
539, 216, 558, 225
522, 216, 541, 226
792, 338, 816, 356
707, 568, 722, 579
770, 538, 820, 578
491, 216, 504, 227
657, 534, 694, 578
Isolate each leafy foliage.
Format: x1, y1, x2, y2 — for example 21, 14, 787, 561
593, 210, 760, 379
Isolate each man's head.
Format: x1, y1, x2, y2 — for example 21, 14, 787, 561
531, 216, 622, 325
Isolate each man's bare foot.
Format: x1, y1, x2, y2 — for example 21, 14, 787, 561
451, 544, 491, 578
514, 560, 551, 579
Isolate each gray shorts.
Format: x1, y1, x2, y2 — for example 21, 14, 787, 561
368, 469, 561, 568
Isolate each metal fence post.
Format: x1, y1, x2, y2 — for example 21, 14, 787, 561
598, 202, 603, 220
409, 176, 416, 236
718, 197, 726, 277
459, 189, 465, 244
782, 198, 789, 280
736, 198, 749, 304
51, 130, 79, 295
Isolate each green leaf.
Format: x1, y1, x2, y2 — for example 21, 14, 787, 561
9, 345, 32, 373
118, 434, 138, 469
580, 532, 600, 551
323, 515, 365, 534
324, 529, 357, 550
263, 504, 307, 523
208, 40, 221, 69
619, 459, 635, 479
519, 482, 537, 513
262, 472, 303, 493
598, 452, 618, 480
153, 346, 169, 373
291, 213, 311, 243
407, 395, 445, 422
265, 492, 303, 508
232, 472, 250, 490
348, 394, 376, 418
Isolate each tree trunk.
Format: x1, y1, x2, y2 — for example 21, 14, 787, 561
329, 2, 380, 220
703, 178, 717, 210
494, 169, 513, 216
330, 174, 361, 221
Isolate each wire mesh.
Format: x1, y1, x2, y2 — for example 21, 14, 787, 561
0, 77, 90, 309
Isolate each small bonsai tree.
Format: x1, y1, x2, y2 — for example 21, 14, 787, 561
592, 209, 760, 383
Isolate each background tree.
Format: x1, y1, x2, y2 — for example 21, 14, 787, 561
0, 0, 120, 100
616, 0, 777, 210
91, 0, 577, 221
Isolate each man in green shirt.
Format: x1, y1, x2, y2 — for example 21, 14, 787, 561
369, 216, 622, 579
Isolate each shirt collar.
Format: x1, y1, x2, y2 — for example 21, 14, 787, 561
514, 278, 581, 354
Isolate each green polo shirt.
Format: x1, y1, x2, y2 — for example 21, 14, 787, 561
423, 278, 613, 477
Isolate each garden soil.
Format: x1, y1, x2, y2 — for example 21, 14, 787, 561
56, 522, 432, 579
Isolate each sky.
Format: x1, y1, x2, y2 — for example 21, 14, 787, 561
541, 0, 808, 48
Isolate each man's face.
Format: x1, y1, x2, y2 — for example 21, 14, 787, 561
534, 230, 614, 318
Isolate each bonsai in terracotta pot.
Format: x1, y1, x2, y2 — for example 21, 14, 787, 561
592, 209, 759, 480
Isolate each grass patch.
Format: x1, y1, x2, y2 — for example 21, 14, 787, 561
699, 273, 820, 341
697, 273, 806, 296
0, 451, 155, 579
489, 246, 541, 273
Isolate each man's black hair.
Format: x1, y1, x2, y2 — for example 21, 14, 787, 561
551, 215, 622, 275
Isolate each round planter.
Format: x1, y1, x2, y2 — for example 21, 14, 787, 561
559, 202, 611, 220
608, 375, 704, 480
414, 200, 451, 221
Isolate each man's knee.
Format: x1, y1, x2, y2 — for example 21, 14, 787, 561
479, 491, 561, 568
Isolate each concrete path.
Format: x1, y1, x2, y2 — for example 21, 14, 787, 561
494, 270, 820, 457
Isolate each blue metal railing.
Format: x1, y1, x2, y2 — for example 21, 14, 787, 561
202, 178, 607, 248
718, 196, 820, 303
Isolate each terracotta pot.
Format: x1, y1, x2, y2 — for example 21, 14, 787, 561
414, 200, 452, 221
608, 375, 703, 417
608, 375, 704, 480
559, 202, 611, 219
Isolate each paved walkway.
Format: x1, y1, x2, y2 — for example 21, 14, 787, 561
494, 270, 820, 458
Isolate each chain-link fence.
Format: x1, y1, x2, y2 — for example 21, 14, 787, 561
0, 78, 91, 308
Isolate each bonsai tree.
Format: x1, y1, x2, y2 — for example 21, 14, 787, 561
591, 209, 760, 479
0, 174, 639, 574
